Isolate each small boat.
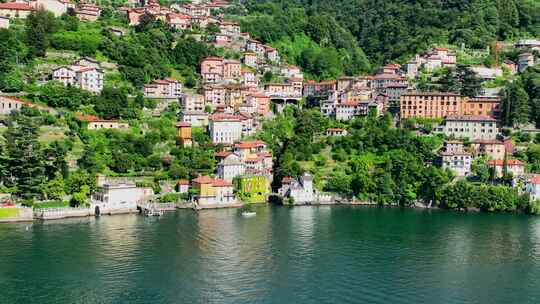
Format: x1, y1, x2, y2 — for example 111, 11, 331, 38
146, 209, 163, 216
241, 211, 256, 217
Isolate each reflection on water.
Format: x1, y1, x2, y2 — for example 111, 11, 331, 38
1, 206, 540, 303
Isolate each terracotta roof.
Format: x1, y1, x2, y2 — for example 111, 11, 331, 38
234, 140, 266, 149
176, 122, 191, 128
192, 176, 214, 184
75, 113, 100, 122
529, 175, 540, 185
0, 2, 33, 10
209, 113, 241, 122
215, 151, 232, 158
486, 159, 524, 166
327, 128, 345, 132
212, 179, 233, 187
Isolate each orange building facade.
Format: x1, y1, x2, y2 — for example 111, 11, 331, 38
400, 92, 500, 120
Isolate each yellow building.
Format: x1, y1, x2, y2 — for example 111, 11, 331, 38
176, 122, 192, 147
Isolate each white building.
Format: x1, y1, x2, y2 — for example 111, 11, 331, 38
209, 113, 243, 145
0, 96, 26, 115
181, 111, 209, 127
518, 53, 535, 72
216, 153, 245, 181
280, 173, 314, 204
525, 175, 540, 201
92, 182, 151, 205
436, 115, 498, 140
0, 16, 9, 28
35, 0, 73, 17
144, 78, 182, 99
181, 93, 205, 112
52, 65, 104, 94
440, 151, 472, 177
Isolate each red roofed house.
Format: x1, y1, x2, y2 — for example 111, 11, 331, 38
0, 96, 29, 115
245, 92, 270, 116
144, 78, 182, 99
0, 2, 33, 18
191, 175, 237, 207
166, 13, 191, 30
176, 179, 190, 193
326, 128, 348, 137
75, 4, 101, 22
486, 159, 525, 178
201, 57, 225, 83
76, 113, 129, 130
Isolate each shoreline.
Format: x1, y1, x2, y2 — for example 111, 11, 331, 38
0, 199, 524, 224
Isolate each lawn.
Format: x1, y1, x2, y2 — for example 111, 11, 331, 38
34, 201, 70, 209
0, 208, 19, 219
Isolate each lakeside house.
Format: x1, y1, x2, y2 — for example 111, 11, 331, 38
525, 175, 540, 201
279, 173, 314, 204
176, 179, 190, 193
191, 175, 237, 207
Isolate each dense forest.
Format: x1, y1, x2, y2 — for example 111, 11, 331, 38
242, 0, 540, 65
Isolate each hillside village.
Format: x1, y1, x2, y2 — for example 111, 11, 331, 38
1, 0, 540, 221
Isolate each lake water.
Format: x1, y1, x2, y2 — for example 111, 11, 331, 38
2, 206, 540, 303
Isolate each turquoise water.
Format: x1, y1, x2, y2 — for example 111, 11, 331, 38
2, 206, 540, 303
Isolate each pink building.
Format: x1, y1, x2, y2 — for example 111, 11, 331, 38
143, 78, 182, 98
166, 13, 191, 30
243, 52, 258, 67
201, 57, 225, 83
223, 59, 241, 80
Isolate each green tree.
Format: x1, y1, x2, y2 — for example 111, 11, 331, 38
5, 106, 45, 199
25, 9, 56, 58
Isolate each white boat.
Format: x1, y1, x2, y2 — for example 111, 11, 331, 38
241, 211, 256, 217
146, 209, 163, 216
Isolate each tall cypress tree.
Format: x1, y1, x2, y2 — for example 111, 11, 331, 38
5, 106, 45, 199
